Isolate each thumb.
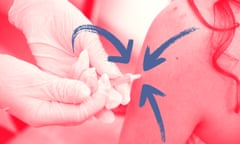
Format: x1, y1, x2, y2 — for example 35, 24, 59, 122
30, 73, 110, 126
28, 89, 106, 126
87, 41, 122, 78
73, 26, 123, 79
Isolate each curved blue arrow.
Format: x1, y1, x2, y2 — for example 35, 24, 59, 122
72, 24, 133, 64
143, 27, 198, 71
139, 84, 166, 142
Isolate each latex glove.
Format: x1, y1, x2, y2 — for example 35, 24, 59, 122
73, 50, 140, 122
72, 50, 119, 123
8, 0, 132, 105
0, 54, 110, 126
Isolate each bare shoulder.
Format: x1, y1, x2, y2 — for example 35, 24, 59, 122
138, 0, 214, 77
138, 1, 214, 70
120, 1, 230, 143
137, 0, 232, 130
137, 0, 238, 141
137, 0, 233, 114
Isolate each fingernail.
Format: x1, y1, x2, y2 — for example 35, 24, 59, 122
105, 89, 122, 109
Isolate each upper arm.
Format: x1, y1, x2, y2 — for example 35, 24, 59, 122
120, 1, 217, 143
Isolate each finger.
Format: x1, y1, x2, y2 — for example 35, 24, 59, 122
46, 78, 91, 104
76, 31, 122, 78
33, 73, 110, 126
96, 73, 122, 109
29, 92, 106, 126
95, 109, 115, 124
114, 83, 131, 105
105, 88, 122, 110
79, 67, 98, 93
70, 50, 98, 92
70, 50, 89, 79
113, 74, 141, 105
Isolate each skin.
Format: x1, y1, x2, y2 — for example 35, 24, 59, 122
120, 0, 240, 143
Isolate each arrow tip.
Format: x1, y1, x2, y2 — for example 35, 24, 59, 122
139, 84, 165, 107
139, 84, 166, 142
143, 46, 166, 71
108, 39, 133, 64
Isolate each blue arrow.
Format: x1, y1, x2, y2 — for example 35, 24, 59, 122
143, 27, 198, 71
72, 24, 133, 64
139, 84, 166, 142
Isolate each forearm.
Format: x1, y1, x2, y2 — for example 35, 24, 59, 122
0, 0, 14, 15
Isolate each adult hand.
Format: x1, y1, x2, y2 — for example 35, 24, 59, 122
0, 54, 112, 126
8, 0, 132, 106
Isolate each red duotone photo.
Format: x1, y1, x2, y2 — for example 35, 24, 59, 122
1, 0, 240, 144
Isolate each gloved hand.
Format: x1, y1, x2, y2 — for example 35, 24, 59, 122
73, 50, 141, 122
0, 54, 111, 126
8, 0, 132, 107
